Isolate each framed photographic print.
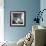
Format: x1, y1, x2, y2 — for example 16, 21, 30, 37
10, 11, 26, 27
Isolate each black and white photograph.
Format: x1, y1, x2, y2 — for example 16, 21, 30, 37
10, 11, 26, 27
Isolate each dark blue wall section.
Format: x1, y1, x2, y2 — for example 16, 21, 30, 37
4, 0, 40, 42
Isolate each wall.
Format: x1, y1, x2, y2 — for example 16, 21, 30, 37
0, 0, 4, 42
40, 0, 46, 27
4, 0, 40, 42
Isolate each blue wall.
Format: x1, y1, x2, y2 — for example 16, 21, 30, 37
4, 0, 40, 42
40, 0, 46, 27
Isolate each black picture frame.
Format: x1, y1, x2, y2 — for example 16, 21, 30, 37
10, 11, 26, 27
